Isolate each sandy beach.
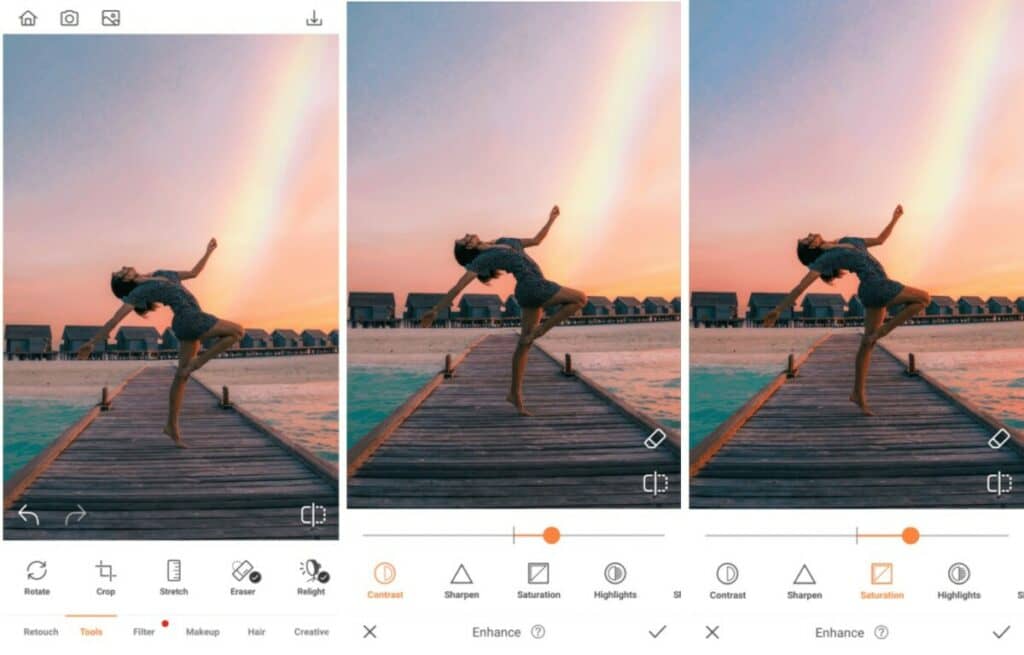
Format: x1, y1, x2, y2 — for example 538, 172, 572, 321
4, 355, 338, 401
348, 322, 681, 366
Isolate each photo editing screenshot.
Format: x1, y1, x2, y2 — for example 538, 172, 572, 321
3, 0, 1024, 652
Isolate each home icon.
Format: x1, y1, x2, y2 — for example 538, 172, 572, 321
19, 10, 37, 27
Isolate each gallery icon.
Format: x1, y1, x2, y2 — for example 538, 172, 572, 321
716, 562, 739, 585
527, 562, 550, 585
100, 9, 121, 27
60, 9, 79, 26
870, 562, 893, 586
26, 560, 47, 581
374, 562, 396, 585
96, 560, 116, 582
300, 558, 330, 584
232, 560, 261, 584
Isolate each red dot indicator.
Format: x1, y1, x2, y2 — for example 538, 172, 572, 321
161, 620, 169, 628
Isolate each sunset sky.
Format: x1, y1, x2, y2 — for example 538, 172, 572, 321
4, 35, 338, 340
348, 2, 681, 311
692, 0, 1024, 308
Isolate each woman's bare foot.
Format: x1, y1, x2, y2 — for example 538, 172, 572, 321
848, 393, 875, 416
506, 392, 533, 416
163, 424, 189, 448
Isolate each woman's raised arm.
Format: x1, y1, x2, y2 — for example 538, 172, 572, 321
863, 204, 903, 247
77, 303, 136, 359
178, 238, 218, 280
763, 270, 821, 327
519, 205, 559, 247
421, 270, 478, 327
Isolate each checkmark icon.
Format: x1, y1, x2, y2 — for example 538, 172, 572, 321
649, 625, 666, 639
993, 626, 1010, 639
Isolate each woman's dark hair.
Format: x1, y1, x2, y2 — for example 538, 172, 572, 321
796, 242, 842, 283
453, 242, 500, 283
110, 274, 153, 315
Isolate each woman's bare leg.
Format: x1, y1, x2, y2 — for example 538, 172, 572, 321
851, 307, 885, 416
864, 286, 931, 346
183, 319, 244, 375
507, 307, 542, 416
164, 340, 199, 448
522, 287, 587, 345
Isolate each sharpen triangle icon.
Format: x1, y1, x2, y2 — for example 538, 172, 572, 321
793, 564, 816, 585
451, 564, 474, 585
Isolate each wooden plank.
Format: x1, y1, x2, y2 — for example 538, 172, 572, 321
4, 365, 338, 539
349, 332, 680, 508
691, 332, 1023, 509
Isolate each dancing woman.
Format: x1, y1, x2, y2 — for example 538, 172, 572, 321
77, 238, 244, 447
420, 205, 587, 416
764, 204, 930, 415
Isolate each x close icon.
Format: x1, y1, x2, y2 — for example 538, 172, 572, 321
706, 625, 720, 639
363, 625, 378, 639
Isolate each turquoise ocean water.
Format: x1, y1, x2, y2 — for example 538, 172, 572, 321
348, 349, 681, 448
690, 349, 1024, 447
3, 379, 339, 479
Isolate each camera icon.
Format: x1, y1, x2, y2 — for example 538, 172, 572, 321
60, 10, 80, 27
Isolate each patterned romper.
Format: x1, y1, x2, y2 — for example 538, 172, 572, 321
122, 270, 219, 340
809, 237, 905, 308
464, 237, 562, 308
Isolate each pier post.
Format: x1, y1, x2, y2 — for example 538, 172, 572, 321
786, 354, 796, 378
444, 354, 453, 378
221, 385, 232, 408
563, 353, 574, 376
907, 353, 917, 376
100, 386, 111, 411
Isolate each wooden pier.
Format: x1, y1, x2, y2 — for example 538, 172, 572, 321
691, 333, 1024, 508
349, 332, 680, 508
4, 366, 338, 539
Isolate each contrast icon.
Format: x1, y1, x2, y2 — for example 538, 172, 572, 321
716, 562, 739, 585
374, 562, 396, 585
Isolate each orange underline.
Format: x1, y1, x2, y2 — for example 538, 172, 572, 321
516, 533, 544, 538
65, 614, 118, 618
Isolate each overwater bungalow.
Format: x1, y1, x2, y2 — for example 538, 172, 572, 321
957, 296, 986, 315
116, 326, 160, 352
405, 293, 449, 326
747, 292, 792, 323
5, 324, 52, 356
802, 293, 845, 319
690, 292, 738, 324
348, 292, 396, 327
272, 329, 301, 348
583, 296, 614, 317
614, 296, 644, 316
62, 325, 105, 354
926, 295, 957, 316
241, 328, 271, 349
